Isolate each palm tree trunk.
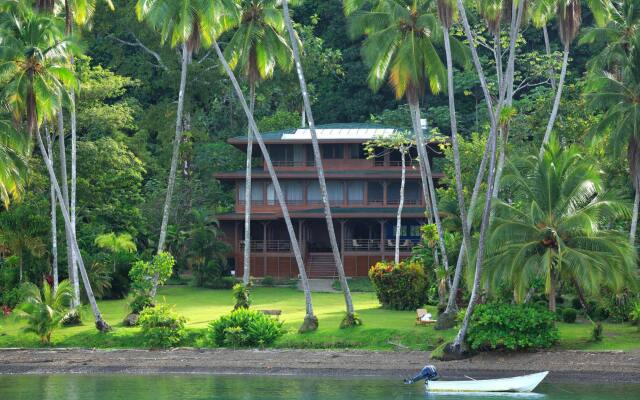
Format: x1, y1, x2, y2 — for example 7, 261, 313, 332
548, 268, 557, 312
35, 129, 110, 332
282, 1, 355, 320
630, 185, 639, 245
408, 99, 450, 280
543, 25, 556, 91
395, 146, 406, 264
439, 30, 471, 318
540, 43, 570, 152
212, 39, 317, 331
57, 110, 78, 307
452, 119, 499, 349
70, 85, 79, 307
151, 43, 190, 297
45, 124, 58, 291
242, 84, 256, 286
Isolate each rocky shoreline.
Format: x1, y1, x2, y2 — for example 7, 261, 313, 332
1, 348, 639, 383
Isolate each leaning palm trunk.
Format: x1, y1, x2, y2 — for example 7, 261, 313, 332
242, 84, 256, 286
439, 30, 471, 318
151, 43, 190, 298
35, 129, 110, 332
631, 186, 639, 244
282, 1, 355, 322
540, 43, 570, 151
395, 145, 406, 264
212, 39, 318, 331
452, 123, 499, 349
45, 124, 58, 291
408, 99, 450, 281
70, 85, 79, 307
543, 25, 556, 90
57, 109, 79, 307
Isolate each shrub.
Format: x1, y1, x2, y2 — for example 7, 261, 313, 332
571, 297, 582, 310
138, 304, 187, 348
208, 308, 284, 348
129, 293, 155, 314
629, 302, 640, 327
232, 283, 251, 310
588, 306, 610, 321
61, 309, 82, 326
368, 260, 428, 310
467, 303, 559, 351
261, 276, 275, 286
193, 260, 233, 289
129, 252, 175, 293
562, 308, 577, 323
1, 286, 25, 309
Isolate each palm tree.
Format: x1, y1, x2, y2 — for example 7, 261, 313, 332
224, 0, 293, 285
211, 23, 319, 331
0, 5, 110, 331
0, 116, 29, 208
94, 232, 137, 271
346, 0, 451, 281
586, 29, 640, 244
136, 0, 234, 297
281, 0, 357, 326
18, 279, 73, 345
486, 137, 637, 311
540, 0, 613, 149
0, 209, 46, 283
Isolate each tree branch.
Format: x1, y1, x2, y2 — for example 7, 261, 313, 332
110, 32, 168, 71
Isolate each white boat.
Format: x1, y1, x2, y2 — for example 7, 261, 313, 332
426, 371, 549, 393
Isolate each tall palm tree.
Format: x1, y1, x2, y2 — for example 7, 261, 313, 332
136, 0, 234, 297
211, 18, 319, 331
540, 0, 613, 149
586, 29, 640, 244
346, 0, 451, 279
487, 137, 637, 311
0, 116, 29, 208
0, 4, 110, 331
224, 0, 294, 285
282, 0, 357, 326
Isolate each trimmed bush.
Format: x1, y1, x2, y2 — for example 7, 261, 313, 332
138, 304, 187, 348
232, 283, 251, 310
368, 260, 428, 310
562, 308, 578, 323
467, 303, 559, 351
208, 308, 284, 348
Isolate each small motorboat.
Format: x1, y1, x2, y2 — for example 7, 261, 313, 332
405, 366, 549, 393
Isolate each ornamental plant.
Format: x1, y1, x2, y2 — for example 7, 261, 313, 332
467, 303, 559, 351
208, 308, 284, 348
138, 303, 187, 348
368, 260, 428, 310
129, 252, 175, 293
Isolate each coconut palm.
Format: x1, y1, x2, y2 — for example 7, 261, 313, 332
540, 0, 613, 149
346, 0, 451, 280
0, 4, 110, 331
136, 0, 235, 297
586, 29, 640, 244
0, 116, 29, 208
281, 0, 358, 326
94, 232, 137, 271
224, 0, 293, 285
210, 19, 319, 331
18, 279, 73, 345
486, 137, 637, 311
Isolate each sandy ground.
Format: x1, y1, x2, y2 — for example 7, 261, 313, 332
1, 348, 639, 383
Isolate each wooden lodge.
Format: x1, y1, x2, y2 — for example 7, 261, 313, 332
214, 123, 445, 278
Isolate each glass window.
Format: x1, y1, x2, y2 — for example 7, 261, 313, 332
347, 182, 364, 203
322, 144, 344, 159
284, 181, 303, 202
349, 144, 366, 159
266, 183, 275, 205
307, 181, 321, 202
239, 183, 264, 203
327, 181, 344, 204
367, 182, 384, 204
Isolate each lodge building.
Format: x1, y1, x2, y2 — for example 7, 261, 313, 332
215, 123, 445, 279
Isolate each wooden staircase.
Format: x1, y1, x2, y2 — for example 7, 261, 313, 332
306, 253, 337, 278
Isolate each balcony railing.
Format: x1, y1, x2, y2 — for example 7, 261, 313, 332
343, 238, 420, 252
271, 160, 314, 167
240, 240, 291, 252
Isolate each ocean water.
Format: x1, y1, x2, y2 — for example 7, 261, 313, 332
0, 374, 637, 399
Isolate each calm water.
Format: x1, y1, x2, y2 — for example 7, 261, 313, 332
0, 375, 638, 400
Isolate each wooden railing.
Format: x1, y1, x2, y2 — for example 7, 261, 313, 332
240, 240, 291, 252
343, 238, 420, 252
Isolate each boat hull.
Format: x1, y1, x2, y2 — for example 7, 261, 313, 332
426, 372, 549, 393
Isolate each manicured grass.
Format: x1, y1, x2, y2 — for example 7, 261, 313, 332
0, 286, 638, 351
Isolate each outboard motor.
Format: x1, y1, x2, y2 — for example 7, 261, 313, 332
404, 365, 438, 384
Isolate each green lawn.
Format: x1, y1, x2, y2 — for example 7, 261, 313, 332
1, 285, 638, 351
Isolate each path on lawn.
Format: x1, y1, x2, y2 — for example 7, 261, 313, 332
1, 348, 639, 383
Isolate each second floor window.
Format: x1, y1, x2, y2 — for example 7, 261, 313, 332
320, 144, 344, 159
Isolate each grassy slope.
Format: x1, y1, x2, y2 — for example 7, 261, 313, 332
1, 286, 638, 351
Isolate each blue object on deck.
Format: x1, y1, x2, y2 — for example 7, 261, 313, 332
404, 365, 438, 384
